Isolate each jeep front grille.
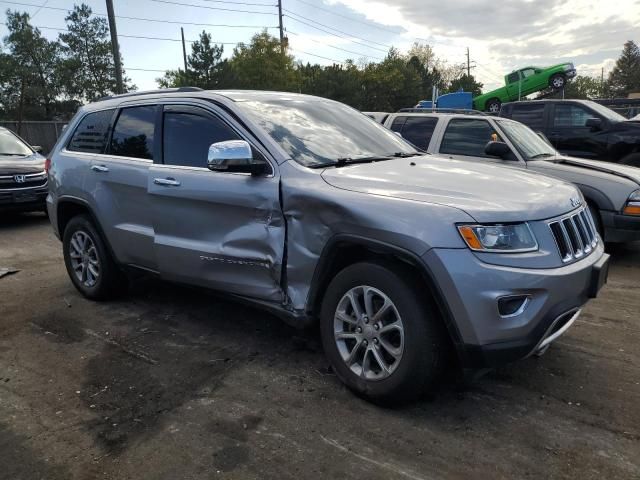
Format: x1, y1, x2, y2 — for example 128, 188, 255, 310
549, 207, 598, 263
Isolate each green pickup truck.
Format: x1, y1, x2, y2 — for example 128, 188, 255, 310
474, 63, 576, 113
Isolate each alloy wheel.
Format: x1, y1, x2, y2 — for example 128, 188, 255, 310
69, 231, 100, 287
333, 285, 404, 380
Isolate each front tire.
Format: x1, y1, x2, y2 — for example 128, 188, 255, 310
486, 98, 501, 113
320, 262, 447, 405
62, 215, 121, 300
550, 74, 566, 90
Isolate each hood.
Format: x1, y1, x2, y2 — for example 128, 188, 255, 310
546, 155, 640, 185
321, 155, 579, 223
0, 153, 46, 175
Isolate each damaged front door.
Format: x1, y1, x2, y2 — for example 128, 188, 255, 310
149, 103, 285, 302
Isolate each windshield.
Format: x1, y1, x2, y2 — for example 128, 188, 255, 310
496, 119, 557, 160
233, 96, 417, 167
0, 129, 33, 156
587, 102, 626, 122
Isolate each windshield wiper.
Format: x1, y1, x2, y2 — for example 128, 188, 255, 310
0, 153, 27, 156
309, 152, 422, 169
529, 153, 555, 159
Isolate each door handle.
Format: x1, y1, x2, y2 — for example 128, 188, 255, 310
91, 164, 109, 172
153, 177, 181, 187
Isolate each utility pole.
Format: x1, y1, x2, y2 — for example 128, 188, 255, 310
105, 0, 124, 94
181, 27, 188, 73
278, 0, 284, 54
466, 47, 471, 77
601, 67, 605, 97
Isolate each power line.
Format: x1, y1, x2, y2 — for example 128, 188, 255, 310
0, 1, 279, 28
191, 0, 275, 5
290, 0, 401, 35
30, 0, 47, 19
287, 30, 383, 61
283, 9, 391, 51
284, 14, 387, 54
289, 48, 344, 64
149, 0, 278, 15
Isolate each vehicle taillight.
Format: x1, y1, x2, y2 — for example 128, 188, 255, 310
45, 158, 51, 173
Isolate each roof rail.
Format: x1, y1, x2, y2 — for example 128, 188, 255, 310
397, 107, 487, 116
96, 86, 204, 102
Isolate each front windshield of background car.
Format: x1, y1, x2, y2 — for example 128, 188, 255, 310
0, 129, 33, 156
586, 102, 626, 122
496, 119, 558, 160
233, 96, 417, 167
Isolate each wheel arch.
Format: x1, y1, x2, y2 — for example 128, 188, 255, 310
306, 234, 463, 351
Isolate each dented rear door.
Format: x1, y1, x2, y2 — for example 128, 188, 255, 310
148, 103, 285, 302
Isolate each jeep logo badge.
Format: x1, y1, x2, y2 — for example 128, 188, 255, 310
14, 174, 26, 183
570, 197, 581, 208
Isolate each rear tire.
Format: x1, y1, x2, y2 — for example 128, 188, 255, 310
320, 262, 447, 405
62, 215, 122, 300
486, 98, 501, 113
549, 74, 566, 90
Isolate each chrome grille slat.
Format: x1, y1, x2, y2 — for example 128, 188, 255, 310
549, 206, 598, 263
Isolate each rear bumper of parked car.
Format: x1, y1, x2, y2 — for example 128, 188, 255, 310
0, 185, 48, 212
423, 244, 609, 368
601, 211, 640, 243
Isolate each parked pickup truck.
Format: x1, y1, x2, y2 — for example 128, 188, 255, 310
474, 63, 576, 113
500, 99, 640, 167
382, 111, 640, 243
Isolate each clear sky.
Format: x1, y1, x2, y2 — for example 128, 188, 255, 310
1, 0, 639, 92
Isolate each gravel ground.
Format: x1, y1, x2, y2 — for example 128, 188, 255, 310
1, 213, 638, 480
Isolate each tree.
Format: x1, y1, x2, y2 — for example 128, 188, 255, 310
58, 3, 131, 101
446, 73, 483, 97
564, 75, 603, 99
3, 10, 62, 119
229, 31, 297, 91
607, 40, 640, 97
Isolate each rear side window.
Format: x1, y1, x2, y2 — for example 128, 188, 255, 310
510, 103, 546, 130
440, 119, 496, 157
67, 109, 115, 154
553, 105, 592, 128
400, 117, 438, 151
110, 106, 157, 160
163, 111, 240, 168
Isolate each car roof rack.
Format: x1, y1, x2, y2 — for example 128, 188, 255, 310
96, 87, 204, 102
397, 108, 487, 116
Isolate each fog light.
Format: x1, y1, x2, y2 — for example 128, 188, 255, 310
498, 295, 531, 317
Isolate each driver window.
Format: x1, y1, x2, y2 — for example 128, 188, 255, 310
507, 72, 520, 84
522, 68, 535, 78
553, 105, 593, 128
440, 119, 501, 158
163, 111, 240, 167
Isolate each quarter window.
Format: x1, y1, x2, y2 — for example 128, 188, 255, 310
510, 103, 546, 130
440, 119, 497, 157
400, 117, 438, 151
553, 105, 593, 128
163, 111, 240, 168
110, 106, 157, 160
67, 109, 115, 154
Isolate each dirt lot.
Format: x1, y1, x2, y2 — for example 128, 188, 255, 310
0, 213, 638, 480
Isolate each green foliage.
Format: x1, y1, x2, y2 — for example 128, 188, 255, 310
446, 74, 483, 97
607, 40, 640, 97
58, 3, 132, 101
564, 75, 603, 99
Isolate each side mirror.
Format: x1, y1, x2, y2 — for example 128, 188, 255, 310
585, 118, 603, 131
207, 140, 269, 175
484, 141, 512, 159
32, 145, 43, 153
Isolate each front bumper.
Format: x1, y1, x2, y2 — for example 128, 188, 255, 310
0, 186, 48, 212
602, 211, 640, 243
423, 244, 608, 368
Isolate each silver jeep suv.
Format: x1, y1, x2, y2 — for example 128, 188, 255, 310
47, 89, 609, 403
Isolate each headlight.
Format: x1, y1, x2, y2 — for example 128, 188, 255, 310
457, 223, 538, 252
623, 189, 640, 215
